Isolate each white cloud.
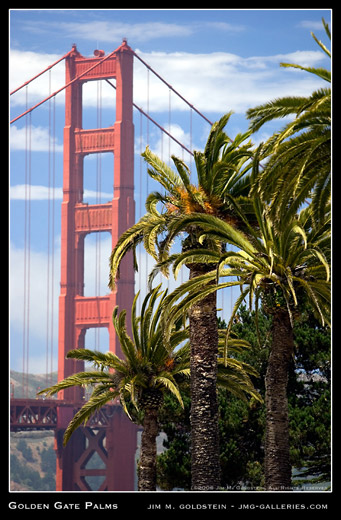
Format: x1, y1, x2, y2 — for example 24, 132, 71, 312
60, 20, 193, 43
10, 49, 66, 107
136, 122, 195, 164
19, 19, 246, 45
10, 184, 61, 200
10, 241, 61, 346
10, 124, 63, 152
10, 184, 113, 201
133, 49, 328, 114
10, 46, 328, 119
297, 20, 326, 31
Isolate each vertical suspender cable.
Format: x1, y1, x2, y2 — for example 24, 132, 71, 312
46, 70, 56, 387
138, 111, 143, 313
23, 90, 32, 397
145, 69, 150, 300
146, 69, 150, 146
22, 87, 28, 396
167, 89, 172, 290
159, 127, 164, 289
95, 80, 102, 348
27, 113, 31, 397
189, 108, 193, 172
50, 96, 56, 385
168, 89, 171, 164
46, 71, 52, 388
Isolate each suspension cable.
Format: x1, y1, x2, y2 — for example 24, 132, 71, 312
189, 107, 193, 171
105, 79, 193, 156
45, 71, 57, 387
10, 50, 72, 96
10, 48, 119, 125
46, 70, 52, 388
50, 96, 56, 385
138, 110, 143, 313
95, 80, 102, 348
168, 89, 171, 164
133, 51, 213, 126
23, 88, 32, 398
145, 69, 150, 297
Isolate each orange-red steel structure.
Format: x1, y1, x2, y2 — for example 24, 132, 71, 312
54, 39, 137, 490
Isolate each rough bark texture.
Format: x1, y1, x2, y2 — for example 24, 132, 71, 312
138, 407, 159, 491
188, 263, 221, 491
265, 309, 294, 491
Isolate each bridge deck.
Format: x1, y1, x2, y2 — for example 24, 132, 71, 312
10, 398, 119, 431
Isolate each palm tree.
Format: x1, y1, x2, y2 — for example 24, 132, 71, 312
109, 113, 257, 490
38, 285, 260, 490
247, 18, 331, 227
160, 200, 330, 491
38, 286, 190, 491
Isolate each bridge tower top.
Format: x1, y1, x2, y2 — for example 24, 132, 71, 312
58, 40, 135, 405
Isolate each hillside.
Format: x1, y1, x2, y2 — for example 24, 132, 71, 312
10, 370, 58, 490
10, 430, 56, 491
10, 370, 58, 399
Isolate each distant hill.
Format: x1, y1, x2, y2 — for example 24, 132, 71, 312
10, 370, 58, 399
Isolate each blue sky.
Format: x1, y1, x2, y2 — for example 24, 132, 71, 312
9, 8, 332, 373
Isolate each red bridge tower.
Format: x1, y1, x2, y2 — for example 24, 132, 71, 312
56, 40, 137, 491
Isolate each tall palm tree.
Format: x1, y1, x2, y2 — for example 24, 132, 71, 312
109, 113, 257, 490
247, 18, 331, 226
38, 285, 260, 490
160, 200, 330, 491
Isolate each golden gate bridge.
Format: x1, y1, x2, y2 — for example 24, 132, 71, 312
9, 39, 214, 491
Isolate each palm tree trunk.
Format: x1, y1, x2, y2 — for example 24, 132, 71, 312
188, 262, 221, 491
265, 308, 294, 491
138, 407, 159, 491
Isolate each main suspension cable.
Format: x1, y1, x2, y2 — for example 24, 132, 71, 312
10, 48, 118, 125
10, 50, 72, 96
133, 51, 213, 126
105, 79, 194, 157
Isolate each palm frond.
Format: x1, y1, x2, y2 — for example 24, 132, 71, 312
247, 96, 311, 133
37, 371, 113, 397
280, 62, 330, 83
63, 389, 115, 445
154, 375, 184, 408
142, 146, 183, 194
66, 348, 120, 369
311, 18, 331, 57
112, 307, 139, 366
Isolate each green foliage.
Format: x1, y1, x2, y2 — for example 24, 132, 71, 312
289, 310, 331, 486
293, 308, 331, 378
10, 440, 56, 491
290, 390, 331, 486
40, 445, 57, 475
218, 390, 265, 490
157, 393, 192, 490
11, 454, 42, 489
156, 305, 330, 490
247, 18, 331, 226
16, 439, 34, 462
38, 286, 190, 445
109, 112, 257, 290
159, 199, 330, 360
